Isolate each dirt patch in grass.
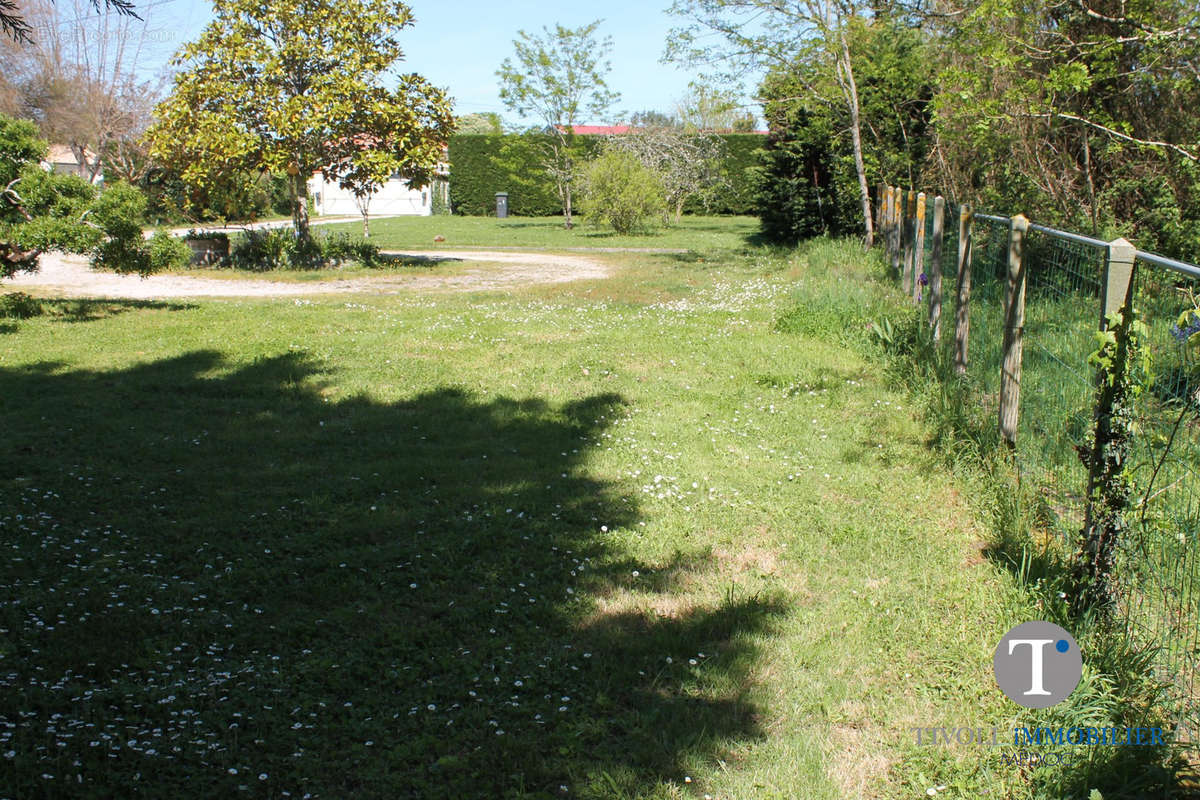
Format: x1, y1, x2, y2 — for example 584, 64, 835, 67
8, 250, 612, 299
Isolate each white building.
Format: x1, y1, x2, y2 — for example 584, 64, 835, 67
307, 171, 433, 217
41, 144, 104, 184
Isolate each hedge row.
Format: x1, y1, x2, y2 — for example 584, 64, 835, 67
447, 133, 766, 217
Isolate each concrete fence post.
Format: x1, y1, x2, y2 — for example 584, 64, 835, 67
1100, 238, 1137, 327
999, 214, 1030, 448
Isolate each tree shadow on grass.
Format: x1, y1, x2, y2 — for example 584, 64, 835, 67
0, 351, 783, 799
375, 253, 467, 268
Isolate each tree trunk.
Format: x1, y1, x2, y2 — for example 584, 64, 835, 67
362, 213, 370, 238
290, 171, 310, 243
838, 32, 874, 249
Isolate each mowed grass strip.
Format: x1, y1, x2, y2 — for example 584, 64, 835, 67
0, 239, 1028, 798
319, 213, 762, 252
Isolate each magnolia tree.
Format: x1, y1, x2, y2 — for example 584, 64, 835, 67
145, 0, 452, 247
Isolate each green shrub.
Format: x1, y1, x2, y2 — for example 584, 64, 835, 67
230, 228, 381, 270
89, 182, 152, 275
321, 232, 381, 267
578, 151, 666, 235
231, 228, 291, 271
148, 231, 192, 271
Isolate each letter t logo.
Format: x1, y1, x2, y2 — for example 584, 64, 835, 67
1009, 639, 1054, 695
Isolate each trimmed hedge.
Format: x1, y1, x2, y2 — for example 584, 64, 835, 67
448, 133, 766, 217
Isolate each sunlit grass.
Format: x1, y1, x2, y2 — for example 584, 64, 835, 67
0, 236, 1084, 798
319, 213, 763, 252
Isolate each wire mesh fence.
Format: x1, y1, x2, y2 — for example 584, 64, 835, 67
879, 186, 1200, 746
1123, 259, 1200, 741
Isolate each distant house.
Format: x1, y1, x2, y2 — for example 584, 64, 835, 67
307, 170, 438, 217
41, 145, 104, 184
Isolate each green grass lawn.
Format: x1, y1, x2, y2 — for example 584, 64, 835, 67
0, 238, 1177, 798
322, 213, 762, 252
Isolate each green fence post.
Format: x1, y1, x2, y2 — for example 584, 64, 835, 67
930, 195, 945, 341
954, 204, 973, 375
999, 214, 1030, 448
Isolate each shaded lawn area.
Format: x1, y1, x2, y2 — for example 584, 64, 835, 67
0, 242, 1042, 798
318, 214, 762, 252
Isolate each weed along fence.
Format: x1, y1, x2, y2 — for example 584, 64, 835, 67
877, 184, 1200, 741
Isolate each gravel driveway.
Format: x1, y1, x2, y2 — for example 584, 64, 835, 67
5, 250, 612, 299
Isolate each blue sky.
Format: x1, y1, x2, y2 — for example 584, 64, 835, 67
142, 0, 762, 127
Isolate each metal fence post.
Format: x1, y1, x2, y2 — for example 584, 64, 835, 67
954, 204, 973, 375
930, 195, 945, 341
902, 191, 915, 294
999, 214, 1030, 448
913, 192, 927, 305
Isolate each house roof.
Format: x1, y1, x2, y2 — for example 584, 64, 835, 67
567, 125, 633, 135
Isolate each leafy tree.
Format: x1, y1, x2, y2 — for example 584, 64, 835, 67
496, 20, 620, 228
145, 0, 453, 247
455, 112, 504, 135
675, 81, 756, 132
667, 0, 889, 246
756, 18, 930, 241
337, 146, 402, 238
1, 112, 154, 277
932, 0, 1200, 257
578, 149, 666, 234
629, 110, 680, 129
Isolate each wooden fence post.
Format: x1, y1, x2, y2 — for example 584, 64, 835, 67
882, 187, 892, 260
999, 214, 1030, 448
902, 191, 915, 294
875, 183, 885, 237
892, 187, 902, 280
929, 195, 945, 341
912, 192, 927, 305
883, 187, 892, 272
954, 204, 973, 375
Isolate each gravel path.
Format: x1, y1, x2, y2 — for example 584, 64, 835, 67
5, 250, 612, 299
